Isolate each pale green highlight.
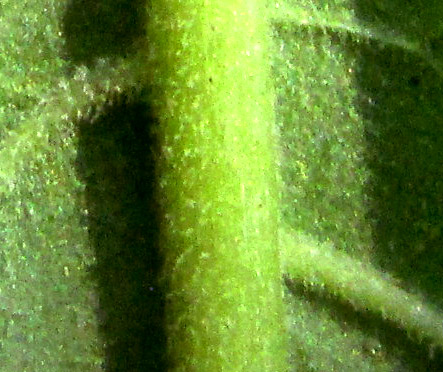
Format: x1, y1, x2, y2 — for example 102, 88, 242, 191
145, 0, 289, 370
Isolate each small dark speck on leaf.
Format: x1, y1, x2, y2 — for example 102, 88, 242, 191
409, 76, 420, 87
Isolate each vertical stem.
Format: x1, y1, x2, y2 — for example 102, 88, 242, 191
145, 0, 289, 370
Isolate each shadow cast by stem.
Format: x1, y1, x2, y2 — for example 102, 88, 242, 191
74, 89, 167, 372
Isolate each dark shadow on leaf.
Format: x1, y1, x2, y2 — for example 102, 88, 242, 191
340, 6, 443, 311
352, 0, 443, 41
74, 88, 166, 372
284, 276, 443, 372
61, 0, 147, 67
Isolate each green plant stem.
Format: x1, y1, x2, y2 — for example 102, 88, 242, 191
279, 225, 443, 351
144, 0, 289, 370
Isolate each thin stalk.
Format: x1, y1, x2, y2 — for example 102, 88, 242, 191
280, 225, 443, 351
270, 4, 443, 80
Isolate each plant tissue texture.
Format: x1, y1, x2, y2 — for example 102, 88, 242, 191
144, 0, 289, 370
